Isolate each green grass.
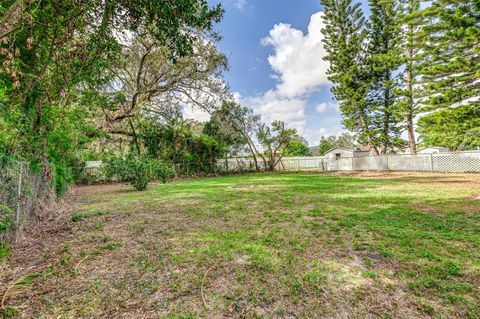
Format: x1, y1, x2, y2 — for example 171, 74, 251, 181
0, 241, 10, 262
5, 173, 480, 318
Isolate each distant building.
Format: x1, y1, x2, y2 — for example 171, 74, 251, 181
418, 147, 449, 154
308, 145, 321, 156
309, 145, 371, 157
323, 147, 370, 159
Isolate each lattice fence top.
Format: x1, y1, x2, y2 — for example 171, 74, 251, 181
216, 151, 480, 173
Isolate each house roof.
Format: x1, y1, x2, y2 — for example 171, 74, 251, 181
420, 146, 448, 150
323, 147, 355, 154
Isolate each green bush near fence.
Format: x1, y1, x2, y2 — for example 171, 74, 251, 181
102, 155, 175, 191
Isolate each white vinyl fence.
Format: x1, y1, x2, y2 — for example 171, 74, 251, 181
221, 151, 480, 173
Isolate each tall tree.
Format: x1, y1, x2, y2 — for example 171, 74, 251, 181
321, 0, 380, 155
210, 101, 266, 171
396, 0, 426, 154
366, 0, 404, 154
0, 0, 223, 192
100, 35, 227, 139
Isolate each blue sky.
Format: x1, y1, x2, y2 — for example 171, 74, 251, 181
195, 0, 351, 145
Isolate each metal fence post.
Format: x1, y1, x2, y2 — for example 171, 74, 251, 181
15, 163, 23, 243
430, 154, 434, 172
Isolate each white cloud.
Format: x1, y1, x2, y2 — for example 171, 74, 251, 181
261, 12, 329, 98
182, 105, 210, 122
236, 12, 338, 146
234, 0, 247, 10
315, 102, 339, 113
243, 90, 307, 129
301, 127, 344, 146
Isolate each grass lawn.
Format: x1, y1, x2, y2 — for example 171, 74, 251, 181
2, 172, 480, 318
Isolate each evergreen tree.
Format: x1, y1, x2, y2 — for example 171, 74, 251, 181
417, 105, 480, 150
419, 0, 480, 111
366, 0, 404, 154
321, 0, 380, 155
396, 0, 427, 154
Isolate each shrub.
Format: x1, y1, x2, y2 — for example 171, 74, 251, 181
102, 155, 175, 191
0, 204, 15, 234
70, 212, 87, 222
154, 162, 176, 183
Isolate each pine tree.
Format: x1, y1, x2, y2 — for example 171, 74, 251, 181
396, 0, 427, 154
366, 0, 404, 154
419, 0, 480, 111
417, 105, 480, 150
321, 0, 380, 155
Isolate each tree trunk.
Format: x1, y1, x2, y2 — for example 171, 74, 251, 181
359, 108, 379, 156
128, 119, 141, 155
406, 112, 416, 154
243, 133, 259, 171
381, 70, 391, 155
247, 134, 267, 170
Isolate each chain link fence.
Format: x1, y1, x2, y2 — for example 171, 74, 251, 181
76, 151, 480, 186
0, 157, 50, 243
219, 152, 480, 173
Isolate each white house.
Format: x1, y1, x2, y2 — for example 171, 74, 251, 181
418, 147, 449, 154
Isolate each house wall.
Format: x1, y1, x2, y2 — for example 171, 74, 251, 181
353, 151, 370, 158
324, 149, 354, 159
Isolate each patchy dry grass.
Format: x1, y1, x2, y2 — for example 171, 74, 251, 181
1, 172, 480, 318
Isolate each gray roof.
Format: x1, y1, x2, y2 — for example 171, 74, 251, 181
420, 146, 448, 150
324, 147, 355, 154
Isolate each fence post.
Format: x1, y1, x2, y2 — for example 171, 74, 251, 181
15, 163, 23, 243
430, 154, 434, 172
351, 157, 354, 171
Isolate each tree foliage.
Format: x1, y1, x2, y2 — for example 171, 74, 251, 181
138, 114, 227, 175
321, 0, 479, 153
282, 140, 310, 157
318, 133, 357, 155
395, 0, 426, 154
417, 105, 480, 151
0, 0, 223, 194
257, 121, 300, 171
206, 100, 265, 170
321, 0, 379, 155
419, 0, 480, 111
366, 0, 404, 153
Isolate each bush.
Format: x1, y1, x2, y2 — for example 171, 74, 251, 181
102, 155, 175, 191
0, 204, 15, 235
